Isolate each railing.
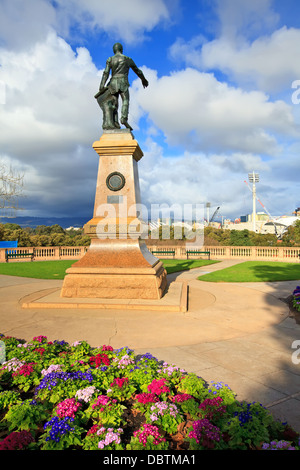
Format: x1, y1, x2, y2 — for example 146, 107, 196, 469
149, 245, 300, 262
0, 244, 299, 263
0, 246, 88, 263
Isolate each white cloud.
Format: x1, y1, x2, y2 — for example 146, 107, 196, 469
0, 30, 102, 216
214, 0, 279, 41
137, 138, 273, 219
200, 26, 300, 93
0, 0, 298, 221
53, 0, 171, 44
0, 0, 56, 50
0, 31, 101, 159
131, 67, 297, 155
138, 137, 299, 221
0, 0, 172, 52
169, 1, 300, 94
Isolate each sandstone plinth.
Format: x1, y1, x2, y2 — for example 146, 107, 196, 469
60, 130, 167, 300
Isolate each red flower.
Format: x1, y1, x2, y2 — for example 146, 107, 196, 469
34, 347, 46, 356
198, 397, 226, 420
89, 353, 110, 368
0, 430, 34, 450
135, 393, 158, 404
87, 424, 99, 435
12, 363, 36, 377
110, 377, 129, 388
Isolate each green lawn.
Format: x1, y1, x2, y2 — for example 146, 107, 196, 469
0, 259, 219, 280
0, 260, 76, 280
159, 259, 219, 274
199, 261, 300, 283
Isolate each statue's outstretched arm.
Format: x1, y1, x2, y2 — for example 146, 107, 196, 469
130, 59, 148, 88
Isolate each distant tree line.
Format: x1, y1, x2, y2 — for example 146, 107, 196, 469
0, 220, 299, 247
148, 222, 300, 246
204, 221, 300, 246
0, 223, 90, 247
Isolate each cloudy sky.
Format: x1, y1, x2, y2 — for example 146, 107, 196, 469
1, 0, 300, 223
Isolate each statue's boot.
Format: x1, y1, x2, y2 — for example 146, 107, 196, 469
121, 116, 133, 131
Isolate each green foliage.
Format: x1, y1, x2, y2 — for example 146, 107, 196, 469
176, 373, 208, 401
144, 401, 184, 434
0, 223, 90, 247
0, 390, 21, 411
282, 220, 300, 246
85, 398, 126, 427
1, 221, 293, 248
4, 399, 49, 432
207, 381, 237, 405
1, 333, 299, 451
175, 397, 200, 419
204, 227, 278, 247
225, 401, 275, 449
39, 417, 85, 450
126, 425, 169, 450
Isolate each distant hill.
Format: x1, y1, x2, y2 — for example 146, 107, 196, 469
0, 216, 89, 229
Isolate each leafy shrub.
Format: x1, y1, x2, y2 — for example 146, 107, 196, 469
0, 333, 299, 451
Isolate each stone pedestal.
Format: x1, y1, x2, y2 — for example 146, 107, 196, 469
61, 130, 167, 300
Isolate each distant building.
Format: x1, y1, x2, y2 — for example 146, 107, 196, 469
221, 211, 300, 237
66, 226, 82, 231
293, 207, 300, 216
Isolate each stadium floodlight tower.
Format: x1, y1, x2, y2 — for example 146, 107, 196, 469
248, 171, 259, 232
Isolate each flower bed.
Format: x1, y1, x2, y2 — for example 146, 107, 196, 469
0, 333, 299, 451
293, 286, 300, 312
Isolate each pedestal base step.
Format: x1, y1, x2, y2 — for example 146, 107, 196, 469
21, 281, 188, 313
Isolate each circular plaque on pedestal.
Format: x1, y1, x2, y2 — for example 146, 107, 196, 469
106, 172, 126, 191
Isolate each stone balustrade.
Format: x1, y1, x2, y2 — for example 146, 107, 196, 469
0, 246, 88, 263
1, 244, 299, 263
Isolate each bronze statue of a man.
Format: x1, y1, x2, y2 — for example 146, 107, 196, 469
95, 43, 148, 131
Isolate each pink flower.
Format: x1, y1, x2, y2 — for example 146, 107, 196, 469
33, 335, 47, 343
172, 393, 194, 403
147, 378, 170, 395
133, 424, 166, 447
91, 395, 116, 409
56, 398, 81, 419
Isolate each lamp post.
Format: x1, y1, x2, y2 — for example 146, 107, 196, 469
248, 171, 259, 232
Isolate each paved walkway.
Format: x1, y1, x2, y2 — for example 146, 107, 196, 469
1, 260, 300, 432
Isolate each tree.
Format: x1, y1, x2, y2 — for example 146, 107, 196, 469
35, 225, 52, 235
228, 229, 253, 246
7, 228, 31, 247
50, 224, 65, 234
249, 232, 278, 246
49, 233, 66, 246
281, 220, 300, 246
204, 227, 230, 246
